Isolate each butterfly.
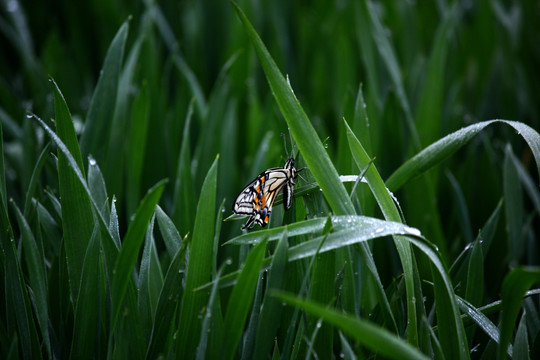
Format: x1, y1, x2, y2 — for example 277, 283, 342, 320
232, 157, 302, 230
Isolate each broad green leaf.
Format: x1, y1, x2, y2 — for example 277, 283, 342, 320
274, 291, 429, 360
177, 156, 218, 359
221, 239, 267, 360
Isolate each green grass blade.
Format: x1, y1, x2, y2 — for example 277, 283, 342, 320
126, 80, 150, 218
196, 263, 226, 360
155, 205, 181, 259
145, 1, 207, 117
0, 123, 11, 240
274, 291, 429, 360
110, 179, 167, 331
221, 239, 267, 360
87, 157, 109, 220
105, 36, 142, 199
146, 239, 188, 359
22, 142, 49, 218
456, 296, 509, 356
231, 1, 353, 217
465, 239, 484, 308
70, 228, 101, 360
513, 312, 529, 360
5, 238, 42, 359
11, 201, 50, 358
172, 100, 196, 232
414, 4, 457, 146
499, 267, 540, 359
79, 20, 128, 166
363, 0, 419, 149
504, 145, 524, 265
253, 231, 289, 359
51, 78, 94, 299
177, 156, 218, 359
138, 216, 163, 341
386, 120, 540, 192
345, 119, 416, 343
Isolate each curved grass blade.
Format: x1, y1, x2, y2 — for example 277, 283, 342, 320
456, 296, 512, 357
145, 238, 188, 359
79, 20, 128, 165
106, 36, 143, 199
70, 228, 101, 360
126, 80, 150, 218
386, 120, 540, 192
155, 205, 182, 259
177, 156, 218, 359
5, 235, 42, 359
138, 215, 163, 341
231, 1, 353, 217
23, 142, 50, 217
12, 201, 51, 358
345, 119, 419, 345
273, 291, 429, 360
110, 179, 167, 331
50, 78, 94, 299
499, 267, 540, 359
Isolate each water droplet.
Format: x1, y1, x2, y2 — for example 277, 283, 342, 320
375, 227, 383, 233
89, 158, 97, 166
404, 226, 421, 237
26, 113, 33, 119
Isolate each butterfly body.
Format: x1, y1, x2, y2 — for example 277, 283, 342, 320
233, 158, 298, 230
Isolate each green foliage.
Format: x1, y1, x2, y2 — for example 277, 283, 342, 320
1, 1, 540, 359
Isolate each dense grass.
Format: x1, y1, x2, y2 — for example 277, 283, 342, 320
1, 0, 540, 359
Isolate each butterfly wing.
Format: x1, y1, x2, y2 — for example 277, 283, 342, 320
232, 167, 292, 229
